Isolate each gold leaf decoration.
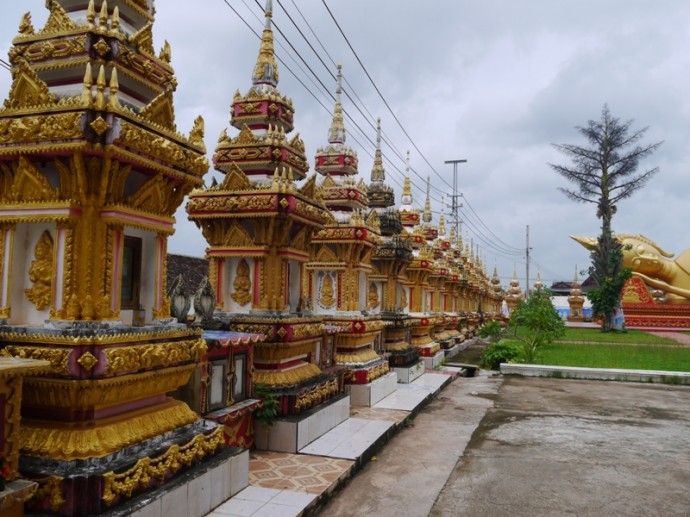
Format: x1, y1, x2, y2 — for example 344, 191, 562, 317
218, 162, 251, 191
319, 273, 336, 308
314, 245, 339, 264
298, 173, 317, 199
38, 1, 77, 36
129, 22, 155, 56
223, 221, 254, 248
232, 124, 258, 146
188, 115, 206, 152
231, 259, 252, 306
12, 156, 60, 202
3, 59, 56, 110
139, 88, 176, 131
127, 173, 173, 215
25, 230, 54, 311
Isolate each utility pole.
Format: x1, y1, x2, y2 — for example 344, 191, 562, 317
444, 159, 467, 239
525, 225, 532, 298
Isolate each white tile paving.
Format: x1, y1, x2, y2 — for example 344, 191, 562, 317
299, 418, 395, 459
209, 486, 316, 517
373, 383, 432, 411
411, 372, 451, 391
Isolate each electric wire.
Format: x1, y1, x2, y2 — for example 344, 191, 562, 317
223, 0, 522, 270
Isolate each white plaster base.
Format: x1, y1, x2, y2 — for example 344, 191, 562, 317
393, 360, 425, 384
443, 343, 461, 359
423, 350, 446, 369
347, 371, 398, 407
253, 395, 351, 453
129, 449, 249, 517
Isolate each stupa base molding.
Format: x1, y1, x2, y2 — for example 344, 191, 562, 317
422, 350, 445, 370
443, 342, 462, 360
253, 394, 350, 453
346, 371, 397, 406
262, 371, 345, 417
622, 302, 690, 329
88, 446, 248, 517
393, 360, 425, 384
21, 420, 224, 516
342, 358, 389, 384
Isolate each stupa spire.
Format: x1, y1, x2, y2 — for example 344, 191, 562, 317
370, 117, 385, 183
423, 176, 432, 223
328, 64, 346, 144
252, 0, 279, 88
401, 151, 413, 205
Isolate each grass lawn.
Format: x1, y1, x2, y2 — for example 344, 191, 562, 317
536, 342, 690, 372
556, 328, 678, 345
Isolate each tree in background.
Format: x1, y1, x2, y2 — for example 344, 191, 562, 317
508, 288, 565, 363
550, 105, 662, 331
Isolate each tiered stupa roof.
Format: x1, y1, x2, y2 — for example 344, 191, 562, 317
315, 65, 367, 212
213, 1, 308, 182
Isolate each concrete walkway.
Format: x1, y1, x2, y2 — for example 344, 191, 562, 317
322, 374, 690, 516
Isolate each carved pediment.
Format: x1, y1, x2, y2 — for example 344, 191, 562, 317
314, 245, 339, 264
129, 22, 155, 56
298, 174, 317, 199
2, 156, 59, 203
38, 2, 78, 36
140, 89, 176, 131
321, 174, 336, 189
218, 163, 251, 191
224, 221, 253, 248
127, 173, 174, 215
232, 125, 259, 146
366, 210, 381, 231
290, 227, 308, 251
4, 60, 56, 110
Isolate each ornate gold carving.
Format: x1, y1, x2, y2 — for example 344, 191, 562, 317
41, 1, 78, 35
129, 22, 155, 56
1, 346, 68, 375
140, 89, 176, 131
0, 157, 60, 203
223, 221, 254, 248
25, 230, 54, 311
252, 362, 321, 387
22, 366, 194, 409
217, 163, 251, 191
21, 400, 198, 461
368, 283, 380, 309
319, 273, 336, 308
231, 259, 252, 306
294, 378, 339, 412
314, 245, 339, 264
101, 426, 224, 507
76, 351, 98, 371
0, 112, 83, 146
29, 476, 65, 512
104, 338, 207, 374
90, 116, 110, 136
126, 173, 177, 216
3, 60, 55, 110
188, 115, 206, 153
19, 13, 35, 36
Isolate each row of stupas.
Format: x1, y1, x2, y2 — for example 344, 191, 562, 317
0, 0, 505, 515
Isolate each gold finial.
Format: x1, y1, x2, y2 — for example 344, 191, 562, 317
160, 40, 172, 64
95, 65, 107, 111
81, 63, 94, 106
112, 6, 120, 31
99, 1, 108, 28
423, 176, 432, 223
252, 0, 279, 87
402, 176, 412, 198
450, 225, 456, 245
328, 64, 346, 144
401, 151, 413, 205
87, 0, 96, 26
438, 213, 446, 236
108, 67, 120, 109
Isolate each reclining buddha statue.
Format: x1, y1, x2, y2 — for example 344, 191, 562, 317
571, 234, 690, 303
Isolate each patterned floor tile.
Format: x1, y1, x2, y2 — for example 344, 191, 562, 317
249, 450, 354, 495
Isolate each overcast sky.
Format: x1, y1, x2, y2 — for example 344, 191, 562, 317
2, 1, 688, 290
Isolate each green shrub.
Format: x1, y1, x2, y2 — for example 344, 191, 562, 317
479, 320, 504, 341
480, 340, 522, 370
